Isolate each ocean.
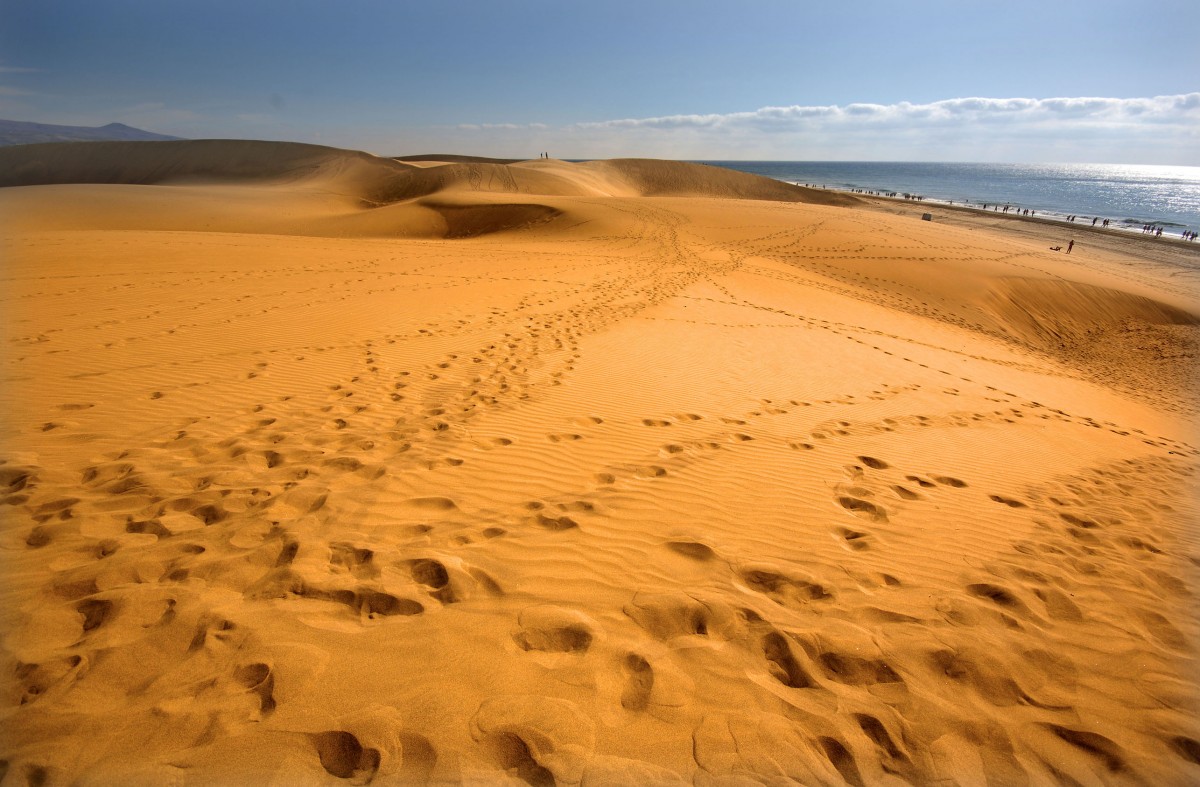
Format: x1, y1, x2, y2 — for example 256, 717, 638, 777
700, 161, 1200, 235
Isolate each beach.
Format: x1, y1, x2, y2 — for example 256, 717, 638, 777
703, 161, 1200, 238
1, 141, 1198, 785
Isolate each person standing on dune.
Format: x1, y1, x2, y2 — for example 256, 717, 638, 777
1067, 239, 1074, 254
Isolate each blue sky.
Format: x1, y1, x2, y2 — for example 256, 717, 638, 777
1, 0, 1197, 163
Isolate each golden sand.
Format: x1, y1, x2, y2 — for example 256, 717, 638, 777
1, 141, 1198, 785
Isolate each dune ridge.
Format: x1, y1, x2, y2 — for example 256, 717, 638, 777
0, 140, 852, 205
0, 141, 855, 245
0, 139, 397, 189
1, 141, 1198, 786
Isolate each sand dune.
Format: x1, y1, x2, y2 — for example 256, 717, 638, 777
0, 141, 851, 243
0, 139, 402, 189
1, 141, 1198, 785
0, 140, 849, 203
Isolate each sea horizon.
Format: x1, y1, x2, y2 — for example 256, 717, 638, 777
699, 160, 1200, 233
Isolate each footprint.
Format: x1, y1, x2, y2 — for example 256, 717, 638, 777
762, 631, 814, 689
1, 466, 35, 495
468, 568, 505, 597
396, 731, 438, 782
1040, 724, 1126, 773
514, 607, 595, 653
76, 599, 112, 634
740, 568, 832, 606
409, 559, 457, 604
402, 497, 458, 511
1139, 610, 1188, 650
836, 527, 871, 551
234, 662, 276, 715
15, 655, 83, 705
858, 456, 889, 470
486, 733, 555, 786
1033, 588, 1083, 622
989, 494, 1027, 508
855, 713, 909, 767
966, 583, 1032, 616
275, 539, 299, 567
624, 592, 737, 641
837, 496, 888, 523
1169, 735, 1200, 765
323, 457, 364, 473
820, 737, 866, 787
818, 649, 902, 686
311, 731, 381, 782
472, 697, 595, 785
187, 615, 238, 652
633, 465, 667, 478
931, 475, 968, 488
351, 590, 424, 618
329, 543, 377, 579
620, 654, 654, 711
533, 513, 579, 531
665, 541, 716, 561
1060, 512, 1099, 529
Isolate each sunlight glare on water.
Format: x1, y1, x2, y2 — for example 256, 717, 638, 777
706, 161, 1200, 230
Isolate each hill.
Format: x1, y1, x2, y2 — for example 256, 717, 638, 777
0, 119, 181, 146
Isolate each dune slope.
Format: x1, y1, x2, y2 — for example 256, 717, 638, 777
1, 143, 1198, 786
0, 141, 854, 243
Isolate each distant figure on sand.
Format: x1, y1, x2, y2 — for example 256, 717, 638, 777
1067, 240, 1074, 254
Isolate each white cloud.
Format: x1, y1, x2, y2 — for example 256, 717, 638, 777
446, 93, 1200, 163
576, 93, 1200, 132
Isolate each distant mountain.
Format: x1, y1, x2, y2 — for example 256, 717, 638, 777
0, 119, 182, 146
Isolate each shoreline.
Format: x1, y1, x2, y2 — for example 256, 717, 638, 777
849, 190, 1200, 274
794, 183, 1199, 239
691, 159, 1200, 233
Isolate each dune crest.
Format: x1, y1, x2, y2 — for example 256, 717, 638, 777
0, 140, 856, 240
1, 141, 1198, 785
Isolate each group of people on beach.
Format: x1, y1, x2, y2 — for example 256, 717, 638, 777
1138, 224, 1195, 240
977, 204, 1038, 217
796, 181, 1196, 241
